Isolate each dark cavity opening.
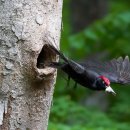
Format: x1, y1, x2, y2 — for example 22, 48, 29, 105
37, 44, 56, 69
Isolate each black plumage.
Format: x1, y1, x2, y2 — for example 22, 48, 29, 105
47, 45, 130, 95
80, 56, 130, 84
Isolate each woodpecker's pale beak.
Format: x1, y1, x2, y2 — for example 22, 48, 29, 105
105, 86, 116, 96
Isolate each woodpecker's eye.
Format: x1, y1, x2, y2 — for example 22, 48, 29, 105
102, 80, 107, 87
103, 81, 109, 87
102, 81, 105, 84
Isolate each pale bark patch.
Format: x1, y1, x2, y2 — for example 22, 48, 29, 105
0, 0, 63, 129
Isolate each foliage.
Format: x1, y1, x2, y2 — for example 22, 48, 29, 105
49, 96, 130, 130
69, 11, 130, 58
49, 1, 130, 130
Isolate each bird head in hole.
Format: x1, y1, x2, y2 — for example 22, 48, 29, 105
98, 76, 116, 96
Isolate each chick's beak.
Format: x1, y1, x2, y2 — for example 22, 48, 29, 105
105, 86, 116, 96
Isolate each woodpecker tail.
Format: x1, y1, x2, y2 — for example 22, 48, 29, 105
46, 62, 64, 68
44, 44, 68, 68
48, 44, 68, 63
47, 44, 85, 74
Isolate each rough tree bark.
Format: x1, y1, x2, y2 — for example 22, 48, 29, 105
0, 0, 63, 130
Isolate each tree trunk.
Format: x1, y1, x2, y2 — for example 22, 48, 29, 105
0, 0, 63, 130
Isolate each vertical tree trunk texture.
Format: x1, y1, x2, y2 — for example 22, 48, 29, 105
70, 0, 108, 33
0, 0, 63, 130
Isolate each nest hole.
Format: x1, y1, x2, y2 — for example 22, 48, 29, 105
37, 44, 56, 69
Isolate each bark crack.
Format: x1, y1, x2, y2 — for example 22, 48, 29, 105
0, 96, 13, 130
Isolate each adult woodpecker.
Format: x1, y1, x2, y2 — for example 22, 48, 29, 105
47, 45, 130, 96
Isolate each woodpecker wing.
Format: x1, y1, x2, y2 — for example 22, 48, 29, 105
80, 56, 130, 84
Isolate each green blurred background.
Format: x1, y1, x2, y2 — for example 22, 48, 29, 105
48, 0, 130, 130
